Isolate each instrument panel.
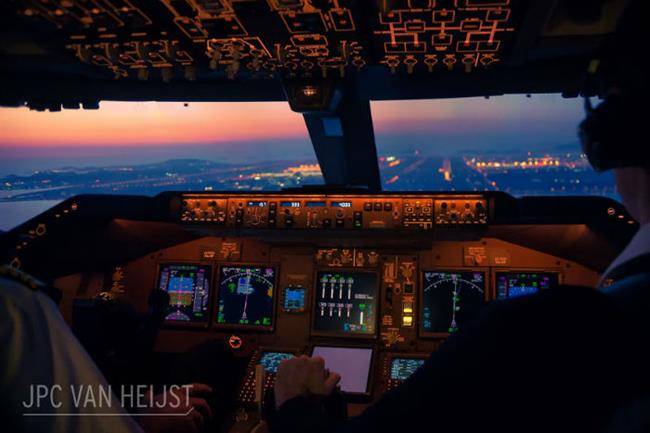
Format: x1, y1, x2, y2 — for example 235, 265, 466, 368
36, 191, 614, 432
78, 228, 601, 425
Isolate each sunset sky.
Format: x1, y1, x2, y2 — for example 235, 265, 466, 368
0, 94, 584, 175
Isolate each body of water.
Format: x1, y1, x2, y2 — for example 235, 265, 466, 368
0, 200, 62, 231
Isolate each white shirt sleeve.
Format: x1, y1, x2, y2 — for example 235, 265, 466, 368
0, 277, 143, 433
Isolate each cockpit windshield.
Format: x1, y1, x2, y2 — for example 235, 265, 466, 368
0, 95, 617, 231
373, 94, 616, 197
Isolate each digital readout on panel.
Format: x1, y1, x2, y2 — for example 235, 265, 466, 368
496, 272, 559, 299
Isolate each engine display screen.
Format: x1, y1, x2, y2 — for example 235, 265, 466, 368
157, 263, 211, 323
313, 272, 378, 336
496, 272, 559, 299
258, 352, 294, 373
421, 271, 486, 334
282, 286, 306, 312
216, 266, 275, 328
390, 358, 426, 381
312, 346, 374, 394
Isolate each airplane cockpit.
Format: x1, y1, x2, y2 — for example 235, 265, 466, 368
1, 1, 647, 432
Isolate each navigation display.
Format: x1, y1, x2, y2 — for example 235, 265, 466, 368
216, 266, 275, 328
421, 271, 486, 334
312, 346, 373, 394
313, 272, 378, 336
157, 263, 211, 323
258, 352, 294, 373
390, 358, 426, 381
496, 272, 559, 299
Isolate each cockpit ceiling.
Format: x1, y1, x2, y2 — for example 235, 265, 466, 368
0, 1, 626, 104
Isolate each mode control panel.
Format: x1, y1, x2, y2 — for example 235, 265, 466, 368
178, 194, 489, 230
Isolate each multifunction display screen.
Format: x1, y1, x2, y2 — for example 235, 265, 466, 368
312, 346, 374, 394
157, 263, 211, 323
313, 272, 378, 336
390, 358, 426, 381
216, 266, 275, 328
421, 271, 486, 334
496, 272, 559, 299
258, 352, 294, 373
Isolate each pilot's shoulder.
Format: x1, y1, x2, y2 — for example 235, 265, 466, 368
0, 265, 57, 313
0, 265, 44, 291
486, 285, 621, 330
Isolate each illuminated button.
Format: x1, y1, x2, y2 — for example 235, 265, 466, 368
403, 303, 413, 314
35, 224, 46, 236
336, 219, 345, 228
402, 316, 413, 327
374, 202, 382, 211
353, 211, 363, 228
384, 202, 393, 211
364, 202, 373, 211
228, 335, 243, 350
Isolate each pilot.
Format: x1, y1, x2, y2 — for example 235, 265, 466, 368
0, 265, 213, 433
269, 3, 650, 433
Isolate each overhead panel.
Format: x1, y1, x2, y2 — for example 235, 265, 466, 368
374, 0, 515, 74
13, 0, 518, 82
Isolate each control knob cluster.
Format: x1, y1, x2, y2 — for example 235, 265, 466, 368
435, 199, 487, 225
181, 198, 227, 224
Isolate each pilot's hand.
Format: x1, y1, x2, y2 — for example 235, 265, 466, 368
274, 355, 341, 409
137, 383, 213, 433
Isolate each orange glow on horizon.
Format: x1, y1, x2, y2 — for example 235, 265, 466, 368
0, 101, 307, 147
0, 94, 582, 150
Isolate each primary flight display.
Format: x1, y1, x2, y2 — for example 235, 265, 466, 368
157, 263, 211, 323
